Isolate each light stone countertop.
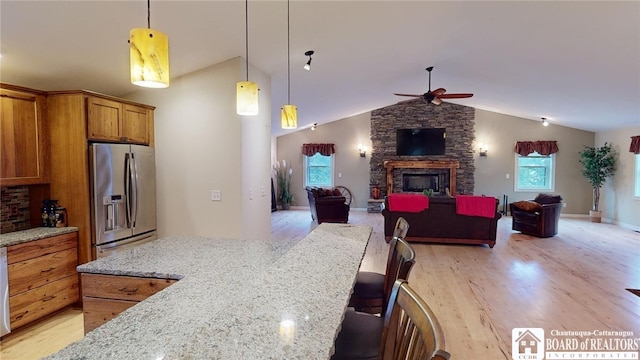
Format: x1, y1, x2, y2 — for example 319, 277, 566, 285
46, 223, 372, 360
0, 226, 79, 248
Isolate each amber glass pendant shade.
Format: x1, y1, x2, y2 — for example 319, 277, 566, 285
130, 28, 170, 88
236, 81, 259, 116
281, 104, 297, 129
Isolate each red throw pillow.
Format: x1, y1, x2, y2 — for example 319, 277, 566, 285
333, 188, 342, 196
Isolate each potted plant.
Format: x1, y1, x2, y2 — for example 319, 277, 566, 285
273, 160, 293, 209
578, 142, 616, 223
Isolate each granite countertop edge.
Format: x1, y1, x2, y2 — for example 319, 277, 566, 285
0, 227, 79, 248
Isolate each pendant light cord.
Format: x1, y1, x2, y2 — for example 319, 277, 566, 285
245, 0, 249, 81
147, 0, 151, 29
287, 0, 291, 104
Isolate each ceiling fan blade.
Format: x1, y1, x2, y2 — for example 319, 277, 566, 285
431, 97, 443, 105
397, 98, 421, 105
438, 93, 474, 99
430, 88, 447, 96
394, 93, 423, 97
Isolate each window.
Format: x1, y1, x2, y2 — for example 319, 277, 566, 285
635, 154, 640, 198
515, 151, 555, 191
304, 153, 334, 187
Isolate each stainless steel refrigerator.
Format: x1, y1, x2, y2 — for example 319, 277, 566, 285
89, 143, 157, 258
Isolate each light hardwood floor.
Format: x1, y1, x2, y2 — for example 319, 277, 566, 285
2, 210, 639, 359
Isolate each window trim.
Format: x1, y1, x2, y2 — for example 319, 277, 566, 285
303, 153, 335, 188
514, 152, 556, 192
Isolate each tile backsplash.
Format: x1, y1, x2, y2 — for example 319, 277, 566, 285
1, 186, 31, 233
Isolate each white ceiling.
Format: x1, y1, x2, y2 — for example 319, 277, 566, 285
1, 1, 639, 137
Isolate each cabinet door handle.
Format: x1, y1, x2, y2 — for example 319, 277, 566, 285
118, 287, 139, 295
41, 267, 55, 273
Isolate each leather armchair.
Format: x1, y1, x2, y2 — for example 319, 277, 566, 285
510, 194, 563, 238
305, 187, 350, 224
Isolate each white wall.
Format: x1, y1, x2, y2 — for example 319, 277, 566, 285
596, 126, 640, 229
275, 112, 371, 209
125, 57, 271, 239
474, 109, 595, 214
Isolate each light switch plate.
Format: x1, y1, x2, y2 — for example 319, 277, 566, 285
211, 190, 222, 201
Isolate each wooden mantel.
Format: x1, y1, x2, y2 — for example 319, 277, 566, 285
383, 160, 460, 195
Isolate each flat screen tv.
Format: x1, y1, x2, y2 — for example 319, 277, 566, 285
396, 128, 446, 156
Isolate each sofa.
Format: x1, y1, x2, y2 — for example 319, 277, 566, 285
510, 193, 563, 237
305, 187, 350, 224
381, 194, 502, 248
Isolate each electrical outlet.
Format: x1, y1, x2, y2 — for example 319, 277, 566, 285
249, 189, 253, 200
563, 202, 567, 208
9, 204, 19, 216
261, 186, 266, 197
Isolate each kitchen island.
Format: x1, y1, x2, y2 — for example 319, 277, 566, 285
45, 223, 372, 359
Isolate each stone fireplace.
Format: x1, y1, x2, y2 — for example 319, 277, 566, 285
368, 101, 475, 208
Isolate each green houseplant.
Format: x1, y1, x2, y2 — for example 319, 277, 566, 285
273, 160, 293, 209
578, 142, 616, 222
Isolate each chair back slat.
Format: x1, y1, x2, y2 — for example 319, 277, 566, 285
381, 280, 451, 360
382, 237, 416, 312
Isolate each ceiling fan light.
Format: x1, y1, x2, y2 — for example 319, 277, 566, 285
237, 81, 259, 115
281, 104, 297, 129
130, 28, 170, 88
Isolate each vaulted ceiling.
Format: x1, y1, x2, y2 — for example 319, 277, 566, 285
1, 1, 638, 137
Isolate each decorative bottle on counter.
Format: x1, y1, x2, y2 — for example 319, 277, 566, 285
41, 200, 58, 227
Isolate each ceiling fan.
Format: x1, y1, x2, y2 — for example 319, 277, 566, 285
394, 66, 473, 105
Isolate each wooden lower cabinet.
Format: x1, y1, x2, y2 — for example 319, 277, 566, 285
9, 275, 79, 329
82, 297, 137, 333
6, 232, 79, 331
81, 273, 176, 334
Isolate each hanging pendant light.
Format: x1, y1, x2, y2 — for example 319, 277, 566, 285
281, 0, 297, 129
237, 0, 259, 116
130, 0, 170, 88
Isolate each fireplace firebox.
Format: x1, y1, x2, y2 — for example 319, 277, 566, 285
403, 174, 439, 193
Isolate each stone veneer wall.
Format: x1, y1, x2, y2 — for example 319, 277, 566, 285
370, 101, 476, 197
1, 186, 31, 233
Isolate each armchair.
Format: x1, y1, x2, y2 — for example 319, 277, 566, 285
305, 187, 350, 224
510, 193, 563, 238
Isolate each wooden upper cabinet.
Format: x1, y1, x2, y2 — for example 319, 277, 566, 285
87, 96, 122, 142
122, 104, 150, 144
87, 96, 150, 145
0, 87, 49, 186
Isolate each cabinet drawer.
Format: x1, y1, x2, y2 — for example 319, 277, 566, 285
7, 232, 77, 264
81, 273, 176, 301
9, 274, 79, 330
82, 296, 137, 334
8, 247, 77, 296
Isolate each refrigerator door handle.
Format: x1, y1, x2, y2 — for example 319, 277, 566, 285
124, 152, 133, 227
131, 153, 139, 227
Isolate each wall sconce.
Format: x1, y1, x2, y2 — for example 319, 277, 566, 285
479, 144, 488, 157
358, 144, 367, 158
